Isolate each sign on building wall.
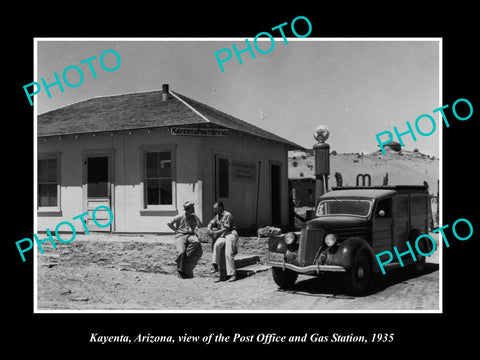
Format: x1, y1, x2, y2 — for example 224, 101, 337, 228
231, 160, 256, 183
169, 127, 230, 137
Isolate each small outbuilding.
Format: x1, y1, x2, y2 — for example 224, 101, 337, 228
37, 85, 303, 233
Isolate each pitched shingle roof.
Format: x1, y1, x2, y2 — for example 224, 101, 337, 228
38, 88, 304, 150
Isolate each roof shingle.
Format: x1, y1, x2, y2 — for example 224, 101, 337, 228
37, 88, 303, 150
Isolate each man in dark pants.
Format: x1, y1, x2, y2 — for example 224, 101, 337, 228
167, 201, 203, 279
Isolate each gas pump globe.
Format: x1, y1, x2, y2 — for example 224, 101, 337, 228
314, 125, 330, 143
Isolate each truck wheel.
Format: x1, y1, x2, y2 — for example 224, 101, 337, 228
342, 252, 372, 295
272, 267, 298, 289
408, 234, 428, 275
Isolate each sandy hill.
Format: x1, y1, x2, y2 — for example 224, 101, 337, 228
289, 148, 439, 193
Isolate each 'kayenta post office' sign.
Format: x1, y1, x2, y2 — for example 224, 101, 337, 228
169, 127, 230, 137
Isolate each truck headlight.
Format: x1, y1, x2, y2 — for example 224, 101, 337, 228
284, 232, 297, 245
324, 233, 337, 247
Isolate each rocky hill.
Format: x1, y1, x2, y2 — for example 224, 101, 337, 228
289, 148, 440, 227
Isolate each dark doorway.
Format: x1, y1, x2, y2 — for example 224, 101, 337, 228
271, 163, 281, 226
218, 157, 229, 198
215, 154, 230, 201
87, 156, 108, 197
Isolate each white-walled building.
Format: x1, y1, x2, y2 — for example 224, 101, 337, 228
37, 85, 303, 233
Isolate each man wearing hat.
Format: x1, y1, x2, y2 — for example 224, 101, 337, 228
167, 201, 203, 279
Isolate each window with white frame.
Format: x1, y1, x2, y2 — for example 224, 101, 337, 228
142, 145, 176, 209
38, 155, 60, 209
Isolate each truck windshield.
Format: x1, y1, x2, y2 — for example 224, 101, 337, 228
316, 199, 372, 217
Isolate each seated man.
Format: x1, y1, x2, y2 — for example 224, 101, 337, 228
207, 201, 238, 282
167, 201, 203, 279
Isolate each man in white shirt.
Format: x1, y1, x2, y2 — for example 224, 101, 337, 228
207, 201, 238, 282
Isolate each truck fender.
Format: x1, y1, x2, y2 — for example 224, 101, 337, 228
327, 237, 377, 272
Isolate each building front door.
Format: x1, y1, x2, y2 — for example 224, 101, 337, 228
83, 152, 114, 232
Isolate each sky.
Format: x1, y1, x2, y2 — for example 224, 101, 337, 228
36, 39, 440, 157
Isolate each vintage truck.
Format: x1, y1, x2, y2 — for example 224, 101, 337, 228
267, 185, 432, 295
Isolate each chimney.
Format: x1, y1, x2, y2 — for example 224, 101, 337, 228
162, 84, 169, 101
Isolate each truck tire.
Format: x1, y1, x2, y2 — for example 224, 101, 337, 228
408, 231, 428, 275
272, 267, 298, 289
409, 255, 426, 274
342, 251, 372, 295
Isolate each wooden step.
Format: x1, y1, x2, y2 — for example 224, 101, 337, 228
217, 251, 261, 280
236, 263, 271, 276
234, 254, 260, 268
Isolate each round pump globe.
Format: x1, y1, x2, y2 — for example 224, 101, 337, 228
314, 125, 330, 143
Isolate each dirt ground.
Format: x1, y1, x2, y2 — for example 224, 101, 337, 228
36, 233, 440, 311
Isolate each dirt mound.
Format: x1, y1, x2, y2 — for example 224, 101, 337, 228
38, 236, 268, 278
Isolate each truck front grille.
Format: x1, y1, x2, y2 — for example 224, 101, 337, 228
298, 228, 324, 266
